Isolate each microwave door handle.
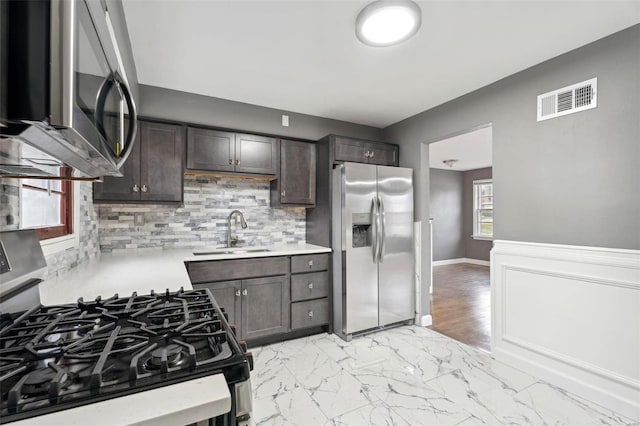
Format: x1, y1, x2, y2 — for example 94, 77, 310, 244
94, 75, 115, 153
114, 74, 137, 169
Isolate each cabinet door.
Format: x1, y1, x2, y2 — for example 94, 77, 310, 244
280, 140, 316, 205
187, 128, 235, 172
367, 143, 398, 166
193, 281, 242, 330
242, 275, 289, 339
93, 118, 141, 202
140, 121, 184, 202
334, 136, 368, 164
235, 133, 277, 175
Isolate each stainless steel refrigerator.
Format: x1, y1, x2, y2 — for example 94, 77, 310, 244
332, 162, 414, 341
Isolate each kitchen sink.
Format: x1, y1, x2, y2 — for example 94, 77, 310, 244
192, 248, 271, 255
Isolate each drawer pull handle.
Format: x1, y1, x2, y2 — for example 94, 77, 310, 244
235, 290, 241, 297
308, 310, 314, 318
308, 282, 313, 290
242, 289, 248, 296
132, 184, 139, 192
229, 159, 233, 165
236, 159, 240, 165
308, 260, 313, 267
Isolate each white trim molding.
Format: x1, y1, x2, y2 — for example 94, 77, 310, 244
418, 314, 433, 327
40, 181, 81, 256
433, 258, 490, 267
491, 240, 640, 421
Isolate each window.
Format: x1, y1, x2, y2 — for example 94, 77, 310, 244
473, 179, 493, 239
20, 168, 73, 240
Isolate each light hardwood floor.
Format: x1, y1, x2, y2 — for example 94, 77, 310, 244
429, 263, 491, 352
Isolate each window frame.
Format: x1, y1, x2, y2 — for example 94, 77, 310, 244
20, 168, 74, 241
472, 178, 493, 240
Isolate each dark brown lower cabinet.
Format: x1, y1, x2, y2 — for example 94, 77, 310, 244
242, 276, 289, 339
194, 276, 288, 340
202, 280, 242, 329
187, 253, 330, 343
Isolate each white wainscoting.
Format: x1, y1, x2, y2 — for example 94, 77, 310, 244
491, 240, 640, 421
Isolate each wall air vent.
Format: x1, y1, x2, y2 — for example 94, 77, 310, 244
537, 78, 597, 121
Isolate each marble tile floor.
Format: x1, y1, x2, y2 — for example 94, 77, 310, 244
250, 326, 636, 426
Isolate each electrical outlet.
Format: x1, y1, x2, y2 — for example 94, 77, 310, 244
134, 213, 145, 226
281, 114, 289, 127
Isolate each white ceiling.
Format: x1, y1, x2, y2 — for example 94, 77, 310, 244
429, 126, 492, 171
122, 1, 640, 128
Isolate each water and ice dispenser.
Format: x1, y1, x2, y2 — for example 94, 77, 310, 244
352, 212, 373, 248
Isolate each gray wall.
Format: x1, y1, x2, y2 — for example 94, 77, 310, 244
430, 167, 494, 262
463, 167, 493, 261
139, 85, 384, 142
430, 169, 464, 261
384, 25, 640, 315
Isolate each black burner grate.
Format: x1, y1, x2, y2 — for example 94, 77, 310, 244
0, 288, 250, 423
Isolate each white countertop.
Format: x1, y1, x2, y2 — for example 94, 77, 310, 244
39, 243, 331, 305
39, 249, 194, 305
184, 243, 331, 262
10, 374, 231, 426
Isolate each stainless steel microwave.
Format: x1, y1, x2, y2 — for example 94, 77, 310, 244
0, 0, 138, 180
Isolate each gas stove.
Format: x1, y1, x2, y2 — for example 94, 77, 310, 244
0, 287, 253, 424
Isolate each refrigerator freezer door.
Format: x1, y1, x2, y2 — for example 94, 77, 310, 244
342, 163, 379, 334
377, 165, 414, 326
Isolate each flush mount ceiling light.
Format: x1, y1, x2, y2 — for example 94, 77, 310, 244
356, 0, 422, 47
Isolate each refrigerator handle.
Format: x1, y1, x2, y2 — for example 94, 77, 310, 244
378, 195, 386, 262
371, 197, 379, 263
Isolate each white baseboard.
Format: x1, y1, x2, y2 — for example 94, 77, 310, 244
491, 240, 640, 421
418, 314, 432, 327
464, 258, 490, 266
433, 258, 490, 266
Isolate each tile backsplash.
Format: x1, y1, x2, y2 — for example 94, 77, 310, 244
0, 181, 20, 230
44, 182, 100, 279
98, 175, 306, 252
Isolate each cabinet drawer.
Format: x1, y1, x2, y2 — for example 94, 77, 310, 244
291, 271, 329, 302
187, 257, 289, 284
291, 254, 329, 273
291, 299, 329, 330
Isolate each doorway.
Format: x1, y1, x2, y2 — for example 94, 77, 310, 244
427, 124, 493, 352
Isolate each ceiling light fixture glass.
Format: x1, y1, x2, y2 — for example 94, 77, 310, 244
356, 0, 422, 47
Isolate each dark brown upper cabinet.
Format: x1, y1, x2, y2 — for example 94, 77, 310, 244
186, 128, 277, 176
333, 136, 399, 166
186, 128, 235, 172
94, 120, 184, 203
271, 139, 316, 207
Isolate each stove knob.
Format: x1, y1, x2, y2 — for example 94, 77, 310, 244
222, 312, 229, 322
230, 324, 237, 336
245, 351, 254, 371
239, 340, 248, 353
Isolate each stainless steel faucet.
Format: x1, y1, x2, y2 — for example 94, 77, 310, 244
227, 210, 248, 247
